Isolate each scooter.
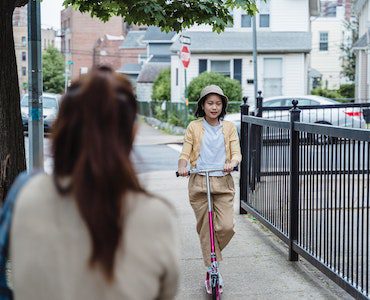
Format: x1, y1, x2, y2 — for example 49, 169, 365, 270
177, 166, 238, 300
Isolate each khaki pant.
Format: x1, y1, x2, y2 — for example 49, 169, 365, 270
188, 174, 235, 266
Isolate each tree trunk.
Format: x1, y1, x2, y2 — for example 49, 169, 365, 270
0, 2, 27, 203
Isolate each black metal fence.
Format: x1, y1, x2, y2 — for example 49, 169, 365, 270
240, 99, 370, 299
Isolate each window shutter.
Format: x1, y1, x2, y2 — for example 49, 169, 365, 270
233, 59, 242, 83
199, 59, 207, 74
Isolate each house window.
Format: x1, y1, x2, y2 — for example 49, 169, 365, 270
226, 10, 234, 28
263, 58, 282, 97
22, 67, 27, 77
233, 59, 242, 83
241, 15, 252, 28
176, 68, 178, 86
22, 51, 26, 61
210, 60, 231, 77
319, 32, 328, 51
199, 59, 207, 74
21, 36, 26, 46
259, 0, 270, 28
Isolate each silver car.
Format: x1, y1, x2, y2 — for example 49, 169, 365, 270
224, 95, 366, 133
21, 93, 60, 132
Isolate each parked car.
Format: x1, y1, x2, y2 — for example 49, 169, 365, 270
21, 93, 60, 132
224, 95, 366, 134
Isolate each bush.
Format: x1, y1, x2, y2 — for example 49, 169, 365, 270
187, 72, 242, 103
338, 83, 355, 99
153, 104, 167, 121
167, 112, 183, 127
311, 87, 342, 99
152, 68, 171, 101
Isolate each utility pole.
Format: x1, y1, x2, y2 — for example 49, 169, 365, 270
252, 15, 258, 105
28, 0, 44, 171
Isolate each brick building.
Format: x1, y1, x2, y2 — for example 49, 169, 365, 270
13, 6, 58, 95
61, 7, 123, 80
13, 6, 29, 95
117, 31, 147, 84
13, 6, 27, 27
93, 35, 124, 70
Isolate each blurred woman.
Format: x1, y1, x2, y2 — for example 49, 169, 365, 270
10, 66, 179, 300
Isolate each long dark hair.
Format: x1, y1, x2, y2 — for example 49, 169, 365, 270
51, 66, 145, 281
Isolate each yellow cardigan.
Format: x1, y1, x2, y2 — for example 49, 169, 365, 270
179, 118, 242, 168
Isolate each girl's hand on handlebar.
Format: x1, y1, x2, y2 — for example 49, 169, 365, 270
224, 161, 238, 173
177, 167, 189, 177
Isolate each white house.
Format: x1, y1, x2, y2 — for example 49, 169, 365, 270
310, 3, 347, 90
353, 0, 370, 102
170, 0, 320, 104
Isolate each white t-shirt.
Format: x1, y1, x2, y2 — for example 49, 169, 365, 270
196, 118, 226, 176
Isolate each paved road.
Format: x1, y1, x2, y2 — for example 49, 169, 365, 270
132, 145, 179, 174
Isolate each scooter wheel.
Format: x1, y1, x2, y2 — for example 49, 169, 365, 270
212, 286, 220, 300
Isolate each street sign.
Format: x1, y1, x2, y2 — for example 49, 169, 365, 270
180, 45, 190, 69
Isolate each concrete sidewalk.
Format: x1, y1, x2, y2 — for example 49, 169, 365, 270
135, 119, 183, 146
137, 120, 351, 299
139, 169, 352, 300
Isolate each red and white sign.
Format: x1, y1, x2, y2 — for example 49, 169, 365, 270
180, 45, 191, 69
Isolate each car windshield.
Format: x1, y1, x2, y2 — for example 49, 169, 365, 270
21, 96, 58, 109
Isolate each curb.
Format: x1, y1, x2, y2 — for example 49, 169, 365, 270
143, 116, 186, 135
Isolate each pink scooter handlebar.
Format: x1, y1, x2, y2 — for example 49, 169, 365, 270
176, 166, 238, 177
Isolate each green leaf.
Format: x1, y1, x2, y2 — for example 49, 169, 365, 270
63, 0, 258, 32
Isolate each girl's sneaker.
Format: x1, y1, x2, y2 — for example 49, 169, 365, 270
218, 272, 224, 294
205, 270, 212, 294
205, 269, 223, 294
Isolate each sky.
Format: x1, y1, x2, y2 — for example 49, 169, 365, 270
41, 0, 64, 29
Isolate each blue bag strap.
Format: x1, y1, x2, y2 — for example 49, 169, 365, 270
0, 171, 40, 300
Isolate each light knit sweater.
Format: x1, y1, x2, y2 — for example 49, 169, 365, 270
10, 173, 179, 300
179, 118, 242, 168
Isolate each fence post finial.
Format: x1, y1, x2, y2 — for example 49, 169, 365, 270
292, 99, 299, 110
256, 91, 263, 118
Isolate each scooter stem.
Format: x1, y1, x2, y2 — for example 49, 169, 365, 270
206, 171, 216, 257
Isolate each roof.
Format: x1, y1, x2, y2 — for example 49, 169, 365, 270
117, 63, 142, 74
120, 31, 146, 49
143, 26, 176, 42
148, 55, 171, 63
105, 34, 124, 41
354, 0, 367, 14
353, 33, 367, 49
170, 31, 312, 53
308, 68, 322, 78
137, 63, 170, 83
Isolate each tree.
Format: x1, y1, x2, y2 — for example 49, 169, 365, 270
64, 0, 258, 32
340, 18, 358, 82
152, 68, 170, 102
1, 0, 258, 203
43, 46, 65, 94
188, 72, 242, 103
0, 0, 28, 203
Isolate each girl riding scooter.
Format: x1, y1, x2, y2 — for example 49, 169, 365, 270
177, 85, 241, 295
